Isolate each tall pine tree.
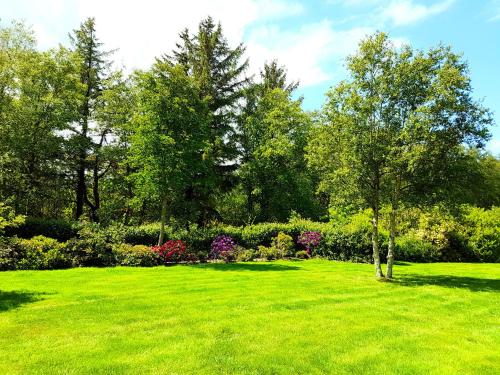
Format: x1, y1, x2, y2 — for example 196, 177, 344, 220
68, 17, 112, 221
165, 17, 250, 224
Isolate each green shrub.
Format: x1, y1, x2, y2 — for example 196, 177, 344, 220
0, 203, 25, 235
271, 232, 294, 258
65, 224, 115, 267
4, 217, 77, 241
316, 229, 375, 262
411, 208, 473, 262
395, 235, 440, 262
462, 206, 500, 262
0, 237, 21, 270
15, 235, 71, 270
122, 223, 184, 246
295, 250, 310, 259
113, 244, 159, 267
111, 219, 375, 262
257, 245, 281, 260
234, 246, 255, 262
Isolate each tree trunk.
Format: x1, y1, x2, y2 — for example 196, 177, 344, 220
371, 203, 384, 278
75, 163, 86, 219
246, 182, 253, 221
122, 164, 133, 225
386, 206, 397, 279
75, 82, 90, 219
75, 117, 88, 219
90, 154, 100, 222
158, 197, 168, 246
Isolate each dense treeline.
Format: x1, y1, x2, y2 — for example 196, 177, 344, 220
0, 17, 327, 226
0, 18, 499, 275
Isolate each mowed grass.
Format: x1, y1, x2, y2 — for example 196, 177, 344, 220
0, 260, 499, 374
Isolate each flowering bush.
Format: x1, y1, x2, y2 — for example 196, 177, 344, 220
152, 240, 191, 263
298, 231, 322, 255
210, 235, 236, 262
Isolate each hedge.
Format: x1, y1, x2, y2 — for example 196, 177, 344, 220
1, 206, 498, 271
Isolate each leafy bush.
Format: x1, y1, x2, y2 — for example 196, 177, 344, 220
234, 246, 255, 262
4, 217, 77, 241
122, 223, 179, 246
3, 205, 496, 270
15, 235, 71, 270
311, 213, 376, 262
295, 250, 310, 259
395, 235, 440, 262
0, 237, 22, 270
462, 206, 500, 262
65, 224, 115, 267
113, 244, 159, 267
0, 203, 25, 235
257, 245, 282, 260
271, 232, 294, 258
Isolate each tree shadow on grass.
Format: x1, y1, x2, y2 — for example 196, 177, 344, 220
0, 290, 45, 312
395, 274, 500, 292
394, 261, 412, 266
188, 262, 301, 272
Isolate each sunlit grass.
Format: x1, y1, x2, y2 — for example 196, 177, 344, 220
0, 260, 499, 374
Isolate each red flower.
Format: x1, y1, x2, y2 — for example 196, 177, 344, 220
152, 240, 188, 263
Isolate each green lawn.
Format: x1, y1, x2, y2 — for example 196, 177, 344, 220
0, 260, 499, 374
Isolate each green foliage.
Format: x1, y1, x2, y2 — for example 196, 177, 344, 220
462, 206, 500, 262
0, 237, 21, 270
295, 250, 310, 259
234, 246, 255, 262
307, 32, 492, 277
0, 20, 80, 217
256, 245, 280, 260
166, 17, 251, 224
112, 244, 159, 267
0, 202, 25, 235
130, 62, 210, 238
65, 224, 115, 267
271, 232, 294, 258
395, 235, 441, 262
15, 236, 71, 270
4, 217, 77, 241
238, 88, 319, 222
259, 59, 299, 94
410, 208, 473, 261
0, 19, 498, 271
316, 229, 375, 263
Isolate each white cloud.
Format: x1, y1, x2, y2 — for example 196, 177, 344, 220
72, 0, 374, 87
246, 21, 373, 86
327, 0, 382, 6
486, 0, 500, 21
382, 0, 454, 26
0, 0, 433, 89
74, 0, 303, 71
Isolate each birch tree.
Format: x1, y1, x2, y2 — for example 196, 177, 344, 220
308, 32, 491, 279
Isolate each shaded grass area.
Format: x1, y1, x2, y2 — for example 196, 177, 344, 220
0, 290, 45, 312
0, 260, 498, 374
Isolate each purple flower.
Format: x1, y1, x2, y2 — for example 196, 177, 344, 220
298, 231, 322, 255
210, 235, 236, 261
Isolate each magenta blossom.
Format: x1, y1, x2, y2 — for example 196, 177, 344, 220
298, 231, 322, 255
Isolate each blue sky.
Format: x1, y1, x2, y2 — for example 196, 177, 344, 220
1, 0, 499, 153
